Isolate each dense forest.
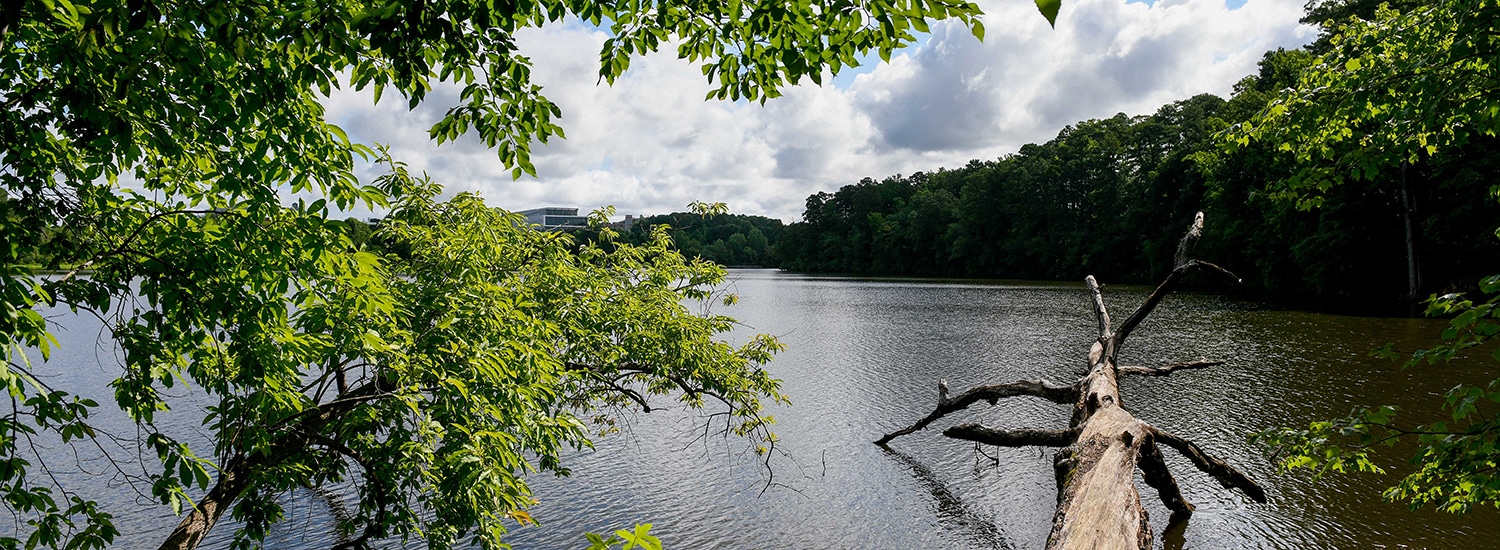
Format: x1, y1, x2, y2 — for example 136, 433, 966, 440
579, 213, 786, 267
764, 0, 1500, 312
253, 0, 1500, 313
766, 46, 1499, 312
340, 212, 786, 268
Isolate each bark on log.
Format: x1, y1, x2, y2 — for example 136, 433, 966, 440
158, 375, 399, 550
876, 212, 1266, 549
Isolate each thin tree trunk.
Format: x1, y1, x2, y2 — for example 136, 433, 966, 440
157, 457, 254, 550
1399, 161, 1420, 306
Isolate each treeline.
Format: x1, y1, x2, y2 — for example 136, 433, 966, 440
598, 213, 785, 267
341, 211, 784, 269
772, 47, 1500, 312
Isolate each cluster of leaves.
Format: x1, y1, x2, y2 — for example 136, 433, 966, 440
1242, 0, 1500, 514
1233, 0, 1500, 209
585, 524, 663, 550
598, 0, 989, 101
1251, 274, 1500, 512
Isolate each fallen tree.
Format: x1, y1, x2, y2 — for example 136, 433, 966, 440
876, 213, 1266, 549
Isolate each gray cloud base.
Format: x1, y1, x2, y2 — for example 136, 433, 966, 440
320, 0, 1314, 222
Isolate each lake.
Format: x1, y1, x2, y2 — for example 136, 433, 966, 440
15, 269, 1500, 549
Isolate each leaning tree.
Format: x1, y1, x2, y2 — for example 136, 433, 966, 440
876, 213, 1266, 549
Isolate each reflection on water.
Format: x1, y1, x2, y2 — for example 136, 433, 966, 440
15, 269, 1500, 549
879, 446, 1012, 550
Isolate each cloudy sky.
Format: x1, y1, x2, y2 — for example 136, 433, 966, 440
324, 0, 1316, 222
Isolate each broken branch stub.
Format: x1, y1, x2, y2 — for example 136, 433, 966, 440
875, 212, 1265, 549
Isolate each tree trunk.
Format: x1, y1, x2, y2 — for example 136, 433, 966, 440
157, 456, 254, 550
1399, 161, 1420, 306
878, 212, 1266, 549
154, 375, 397, 549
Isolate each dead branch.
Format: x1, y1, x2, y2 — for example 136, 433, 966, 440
943, 424, 1080, 448
875, 379, 1079, 445
1137, 437, 1195, 515
1149, 427, 1267, 503
1112, 259, 1241, 349
1173, 212, 1204, 268
1117, 360, 1224, 377
1086, 275, 1112, 341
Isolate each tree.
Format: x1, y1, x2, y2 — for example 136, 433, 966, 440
1239, 0, 1500, 514
876, 214, 1266, 548
0, 0, 1058, 547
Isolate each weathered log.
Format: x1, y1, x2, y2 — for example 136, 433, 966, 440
877, 213, 1265, 549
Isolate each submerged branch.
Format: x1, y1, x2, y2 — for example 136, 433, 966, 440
1137, 437, 1195, 515
1118, 360, 1224, 377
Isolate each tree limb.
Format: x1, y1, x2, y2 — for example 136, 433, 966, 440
1137, 438, 1195, 515
1085, 275, 1112, 342
1117, 360, 1224, 377
1150, 427, 1267, 503
56, 209, 216, 284
875, 379, 1079, 445
308, 435, 389, 550
942, 424, 1080, 448
1112, 259, 1241, 349
1173, 212, 1204, 268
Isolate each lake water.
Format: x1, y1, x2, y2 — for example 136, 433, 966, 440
14, 269, 1500, 549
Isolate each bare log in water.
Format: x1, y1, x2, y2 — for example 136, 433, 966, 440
876, 212, 1265, 549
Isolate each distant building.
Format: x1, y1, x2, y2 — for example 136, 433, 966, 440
611, 214, 637, 231
519, 207, 589, 229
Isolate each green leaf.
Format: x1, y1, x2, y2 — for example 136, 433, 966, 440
1035, 0, 1061, 27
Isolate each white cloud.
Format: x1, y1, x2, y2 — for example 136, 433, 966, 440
322, 0, 1315, 222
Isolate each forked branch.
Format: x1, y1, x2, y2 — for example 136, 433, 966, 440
1112, 259, 1241, 349
1150, 427, 1267, 503
875, 379, 1079, 445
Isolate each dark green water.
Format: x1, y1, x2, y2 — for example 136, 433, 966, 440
15, 269, 1500, 548
509, 269, 1500, 549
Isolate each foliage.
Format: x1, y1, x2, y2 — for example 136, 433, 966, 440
774, 50, 1500, 308
585, 524, 664, 550
1299, 0, 1424, 53
1251, 274, 1500, 512
1234, 0, 1500, 209
8, 150, 788, 550
1244, 0, 1500, 513
584, 212, 785, 267
1, 0, 1030, 545
343, 217, 375, 250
